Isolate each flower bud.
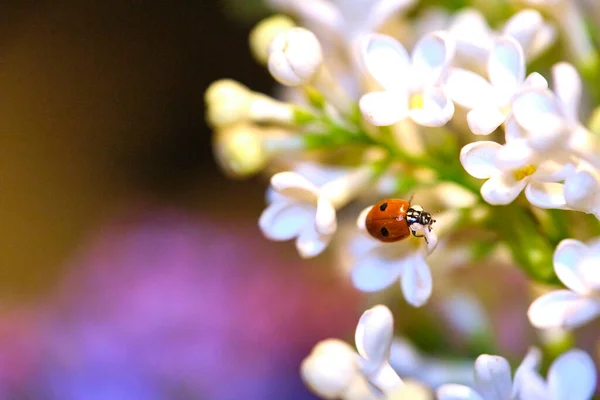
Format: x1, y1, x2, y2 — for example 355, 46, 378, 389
268, 27, 323, 86
205, 79, 253, 127
212, 123, 266, 178
249, 15, 295, 65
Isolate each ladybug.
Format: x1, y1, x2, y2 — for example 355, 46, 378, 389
365, 199, 435, 243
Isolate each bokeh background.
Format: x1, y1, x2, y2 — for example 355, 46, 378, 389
0, 1, 361, 398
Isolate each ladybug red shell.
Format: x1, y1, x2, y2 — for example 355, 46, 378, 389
365, 199, 434, 243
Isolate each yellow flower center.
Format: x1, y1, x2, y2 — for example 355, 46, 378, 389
512, 164, 537, 181
409, 93, 424, 110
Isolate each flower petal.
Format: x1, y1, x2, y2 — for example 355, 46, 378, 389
446, 68, 495, 109
460, 141, 502, 179
553, 239, 591, 295
259, 201, 312, 240
366, 0, 417, 33
502, 9, 543, 54
359, 90, 408, 126
525, 182, 567, 209
488, 36, 525, 102
564, 170, 600, 215
527, 290, 600, 330
496, 139, 534, 169
315, 198, 337, 235
296, 226, 332, 258
271, 171, 319, 201
522, 72, 548, 90
512, 89, 566, 149
409, 87, 454, 127
351, 246, 404, 292
355, 305, 395, 365
357, 205, 373, 232
437, 384, 485, 400
400, 254, 432, 307
547, 349, 596, 400
475, 354, 512, 400
411, 30, 455, 86
512, 348, 549, 400
361, 33, 410, 89
552, 62, 581, 123
467, 106, 506, 135
474, 355, 513, 400
449, 8, 492, 64
481, 174, 527, 205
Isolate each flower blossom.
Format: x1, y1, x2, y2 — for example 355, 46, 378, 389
350, 206, 438, 307
446, 36, 548, 135
301, 305, 403, 399
460, 139, 572, 205
437, 347, 597, 400
359, 32, 455, 127
259, 165, 377, 258
268, 27, 324, 86
528, 238, 600, 330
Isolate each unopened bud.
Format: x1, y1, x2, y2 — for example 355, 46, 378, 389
250, 15, 296, 65
268, 27, 323, 86
213, 123, 267, 178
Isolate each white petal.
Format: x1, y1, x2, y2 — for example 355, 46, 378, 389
525, 182, 567, 209
553, 239, 591, 295
296, 226, 332, 258
496, 139, 534, 169
409, 87, 454, 127
535, 160, 576, 182
269, 0, 343, 37
467, 107, 506, 135
564, 170, 600, 215
512, 89, 566, 147
357, 205, 373, 232
502, 9, 543, 53
445, 68, 495, 109
552, 62, 581, 123
359, 90, 408, 126
400, 254, 432, 307
355, 305, 395, 365
449, 8, 492, 63
527, 290, 600, 330
513, 348, 549, 400
259, 201, 312, 240
522, 72, 549, 90
424, 227, 438, 255
460, 141, 502, 179
315, 198, 337, 235
271, 171, 319, 201
437, 384, 485, 400
481, 174, 527, 205
361, 34, 410, 89
488, 36, 525, 103
547, 349, 597, 400
411, 30, 455, 86
351, 247, 404, 292
474, 355, 513, 400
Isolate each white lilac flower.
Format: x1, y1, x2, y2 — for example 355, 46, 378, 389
511, 62, 600, 167
424, 8, 555, 69
460, 140, 572, 205
249, 15, 296, 65
359, 32, 455, 127
350, 206, 438, 307
268, 27, 324, 86
528, 238, 600, 330
301, 305, 403, 399
205, 79, 301, 128
259, 165, 377, 258
267, 0, 416, 46
446, 36, 549, 135
512, 347, 597, 400
437, 348, 597, 400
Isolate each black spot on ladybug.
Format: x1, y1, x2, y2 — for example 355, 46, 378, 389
380, 227, 389, 237
379, 202, 388, 211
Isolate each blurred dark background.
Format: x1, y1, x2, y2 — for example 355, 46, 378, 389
0, 1, 360, 399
